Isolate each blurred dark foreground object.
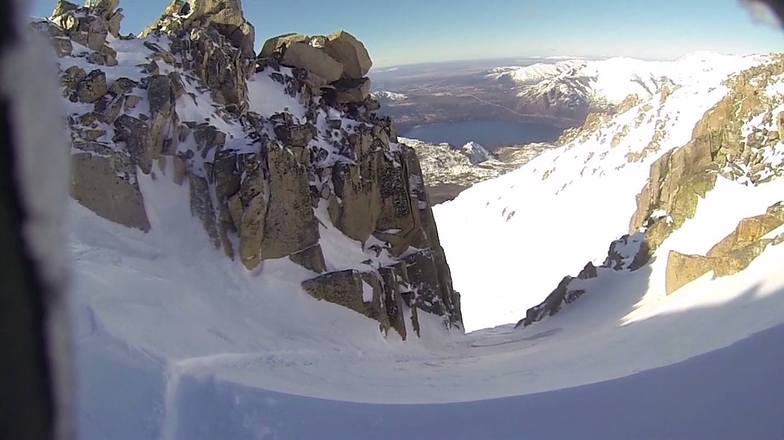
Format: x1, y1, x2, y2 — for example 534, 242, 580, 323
743, 0, 784, 24
0, 1, 55, 438
0, 0, 71, 439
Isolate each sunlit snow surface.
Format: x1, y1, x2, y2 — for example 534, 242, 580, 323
437, 53, 776, 332
61, 39, 784, 439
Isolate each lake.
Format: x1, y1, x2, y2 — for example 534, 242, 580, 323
402, 120, 563, 150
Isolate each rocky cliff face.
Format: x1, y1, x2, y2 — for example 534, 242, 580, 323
39, 0, 462, 339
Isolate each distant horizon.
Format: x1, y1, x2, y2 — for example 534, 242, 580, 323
370, 50, 783, 70
29, 0, 784, 68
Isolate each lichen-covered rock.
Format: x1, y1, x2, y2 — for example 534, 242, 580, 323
707, 203, 784, 257
43, 1, 462, 340
630, 59, 784, 259
76, 69, 107, 103
262, 143, 319, 259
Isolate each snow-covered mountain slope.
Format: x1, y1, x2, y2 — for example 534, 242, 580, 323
402, 137, 554, 203
32, 2, 784, 439
372, 90, 408, 101
72, 181, 784, 439
459, 140, 493, 164
487, 53, 765, 122
437, 53, 784, 332
43, 0, 462, 345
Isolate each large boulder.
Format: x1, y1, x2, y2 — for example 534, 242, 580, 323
260, 31, 374, 86
281, 42, 344, 84
323, 31, 372, 79
259, 33, 309, 58
114, 115, 154, 174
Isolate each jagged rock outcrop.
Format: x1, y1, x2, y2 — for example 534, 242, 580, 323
518, 56, 784, 327
262, 31, 375, 106
516, 234, 644, 327
39, 0, 461, 339
630, 58, 784, 258
665, 203, 784, 294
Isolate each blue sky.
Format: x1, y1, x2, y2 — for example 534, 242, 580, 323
31, 0, 783, 67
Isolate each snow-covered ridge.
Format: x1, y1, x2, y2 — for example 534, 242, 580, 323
372, 90, 408, 101
439, 52, 784, 332
488, 53, 767, 106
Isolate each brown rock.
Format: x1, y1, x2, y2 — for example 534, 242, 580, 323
289, 244, 327, 273
332, 78, 371, 104
261, 143, 319, 260
302, 270, 388, 331
281, 42, 344, 84
665, 251, 713, 295
70, 152, 150, 231
259, 33, 309, 58
323, 31, 372, 79
235, 155, 270, 269
76, 69, 108, 103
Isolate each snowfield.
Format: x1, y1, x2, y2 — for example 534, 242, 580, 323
72, 158, 784, 439
437, 53, 776, 332
50, 29, 783, 438
488, 52, 763, 105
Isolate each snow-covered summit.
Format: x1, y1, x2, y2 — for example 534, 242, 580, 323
456, 141, 493, 165
372, 90, 408, 101
488, 53, 767, 111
